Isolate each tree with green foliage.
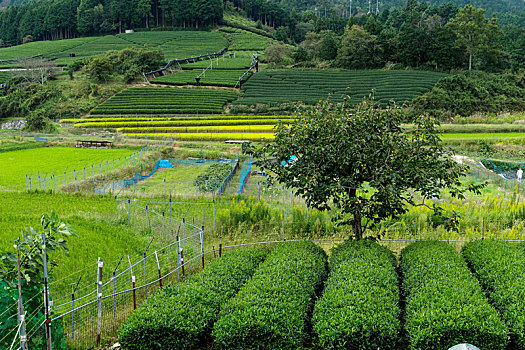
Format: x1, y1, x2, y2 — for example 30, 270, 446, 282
336, 25, 382, 69
83, 56, 113, 81
446, 5, 501, 70
247, 96, 481, 238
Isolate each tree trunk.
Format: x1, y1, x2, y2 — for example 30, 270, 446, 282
469, 54, 472, 71
349, 188, 363, 239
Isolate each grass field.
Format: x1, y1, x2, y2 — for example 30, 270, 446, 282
90, 87, 238, 115
234, 69, 447, 107
151, 69, 251, 87
0, 147, 137, 190
0, 31, 228, 67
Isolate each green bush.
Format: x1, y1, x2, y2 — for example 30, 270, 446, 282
195, 163, 233, 192
312, 239, 400, 349
212, 241, 328, 349
401, 241, 508, 350
462, 240, 525, 349
118, 248, 268, 350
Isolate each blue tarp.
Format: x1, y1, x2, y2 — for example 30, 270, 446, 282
158, 159, 173, 168
281, 155, 298, 166
34, 136, 48, 142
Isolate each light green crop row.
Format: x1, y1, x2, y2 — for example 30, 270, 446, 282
60, 115, 291, 123
116, 125, 278, 133
124, 133, 275, 141
73, 119, 292, 128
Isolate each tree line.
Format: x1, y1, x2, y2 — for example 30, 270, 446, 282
279, 1, 524, 71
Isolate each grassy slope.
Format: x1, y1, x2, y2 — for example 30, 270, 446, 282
0, 147, 137, 190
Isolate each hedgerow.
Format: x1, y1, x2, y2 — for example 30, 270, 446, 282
401, 241, 508, 350
462, 240, 525, 349
312, 239, 400, 349
212, 241, 328, 349
118, 248, 268, 350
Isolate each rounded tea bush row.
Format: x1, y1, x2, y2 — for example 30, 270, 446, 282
312, 239, 401, 349
118, 248, 268, 350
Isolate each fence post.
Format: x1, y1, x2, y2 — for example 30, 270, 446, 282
183, 218, 186, 241
114, 195, 118, 220
96, 258, 103, 348
155, 251, 162, 288
71, 292, 75, 340
163, 178, 166, 196
17, 248, 27, 350
74, 171, 77, 192
176, 236, 181, 283
128, 199, 131, 223
38, 175, 41, 190
146, 205, 150, 228
29, 177, 31, 191
25, 174, 28, 191
143, 252, 147, 299
42, 232, 52, 350
219, 227, 223, 257
169, 196, 172, 222
162, 212, 165, 239
128, 256, 137, 310
201, 226, 205, 269
212, 200, 216, 233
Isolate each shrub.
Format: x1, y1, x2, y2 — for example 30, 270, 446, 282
312, 239, 400, 349
401, 241, 508, 350
118, 248, 268, 350
462, 240, 525, 349
212, 241, 328, 348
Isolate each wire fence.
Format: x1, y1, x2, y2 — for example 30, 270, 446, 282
25, 148, 147, 192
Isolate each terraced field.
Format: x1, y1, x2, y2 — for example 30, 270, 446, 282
234, 69, 448, 106
219, 27, 274, 51
0, 31, 228, 67
90, 87, 238, 115
151, 69, 250, 87
182, 53, 255, 69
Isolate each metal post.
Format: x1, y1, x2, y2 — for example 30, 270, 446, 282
180, 245, 185, 277
128, 256, 137, 310
84, 167, 86, 180
96, 258, 103, 347
17, 248, 27, 350
212, 200, 216, 233
74, 171, 77, 192
183, 218, 186, 241
42, 232, 52, 350
114, 195, 118, 220
162, 212, 165, 239
64, 172, 66, 187
128, 199, 131, 223
169, 196, 172, 222
282, 210, 285, 242
39, 176, 41, 190
176, 236, 181, 283
71, 293, 75, 340
155, 251, 162, 288
146, 205, 150, 228
201, 226, 205, 269
219, 227, 223, 257
29, 177, 31, 191
164, 178, 166, 196
112, 272, 116, 320
143, 252, 147, 299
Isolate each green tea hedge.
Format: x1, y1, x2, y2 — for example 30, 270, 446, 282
312, 239, 400, 349
463, 240, 525, 349
212, 241, 328, 349
401, 241, 508, 350
118, 248, 268, 350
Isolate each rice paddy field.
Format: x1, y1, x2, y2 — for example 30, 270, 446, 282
234, 69, 448, 108
0, 146, 137, 190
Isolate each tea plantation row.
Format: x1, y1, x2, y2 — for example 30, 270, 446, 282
118, 240, 525, 350
151, 69, 251, 87
90, 87, 238, 115
234, 69, 448, 107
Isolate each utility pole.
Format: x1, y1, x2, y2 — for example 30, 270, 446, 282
368, 0, 371, 14
376, 0, 379, 14
349, 0, 352, 17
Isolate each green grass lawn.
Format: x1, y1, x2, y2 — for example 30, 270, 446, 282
121, 162, 212, 197
0, 146, 137, 190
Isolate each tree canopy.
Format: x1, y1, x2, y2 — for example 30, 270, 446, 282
247, 96, 481, 238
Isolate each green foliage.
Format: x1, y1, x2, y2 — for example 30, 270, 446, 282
151, 69, 251, 87
462, 240, 525, 349
105, 47, 165, 82
336, 25, 382, 69
90, 87, 237, 115
412, 71, 525, 119
234, 69, 446, 109
195, 163, 233, 192
219, 27, 275, 50
212, 241, 328, 349
312, 240, 400, 349
247, 96, 475, 238
83, 56, 113, 82
118, 248, 268, 350
400, 241, 508, 349
0, 84, 60, 121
